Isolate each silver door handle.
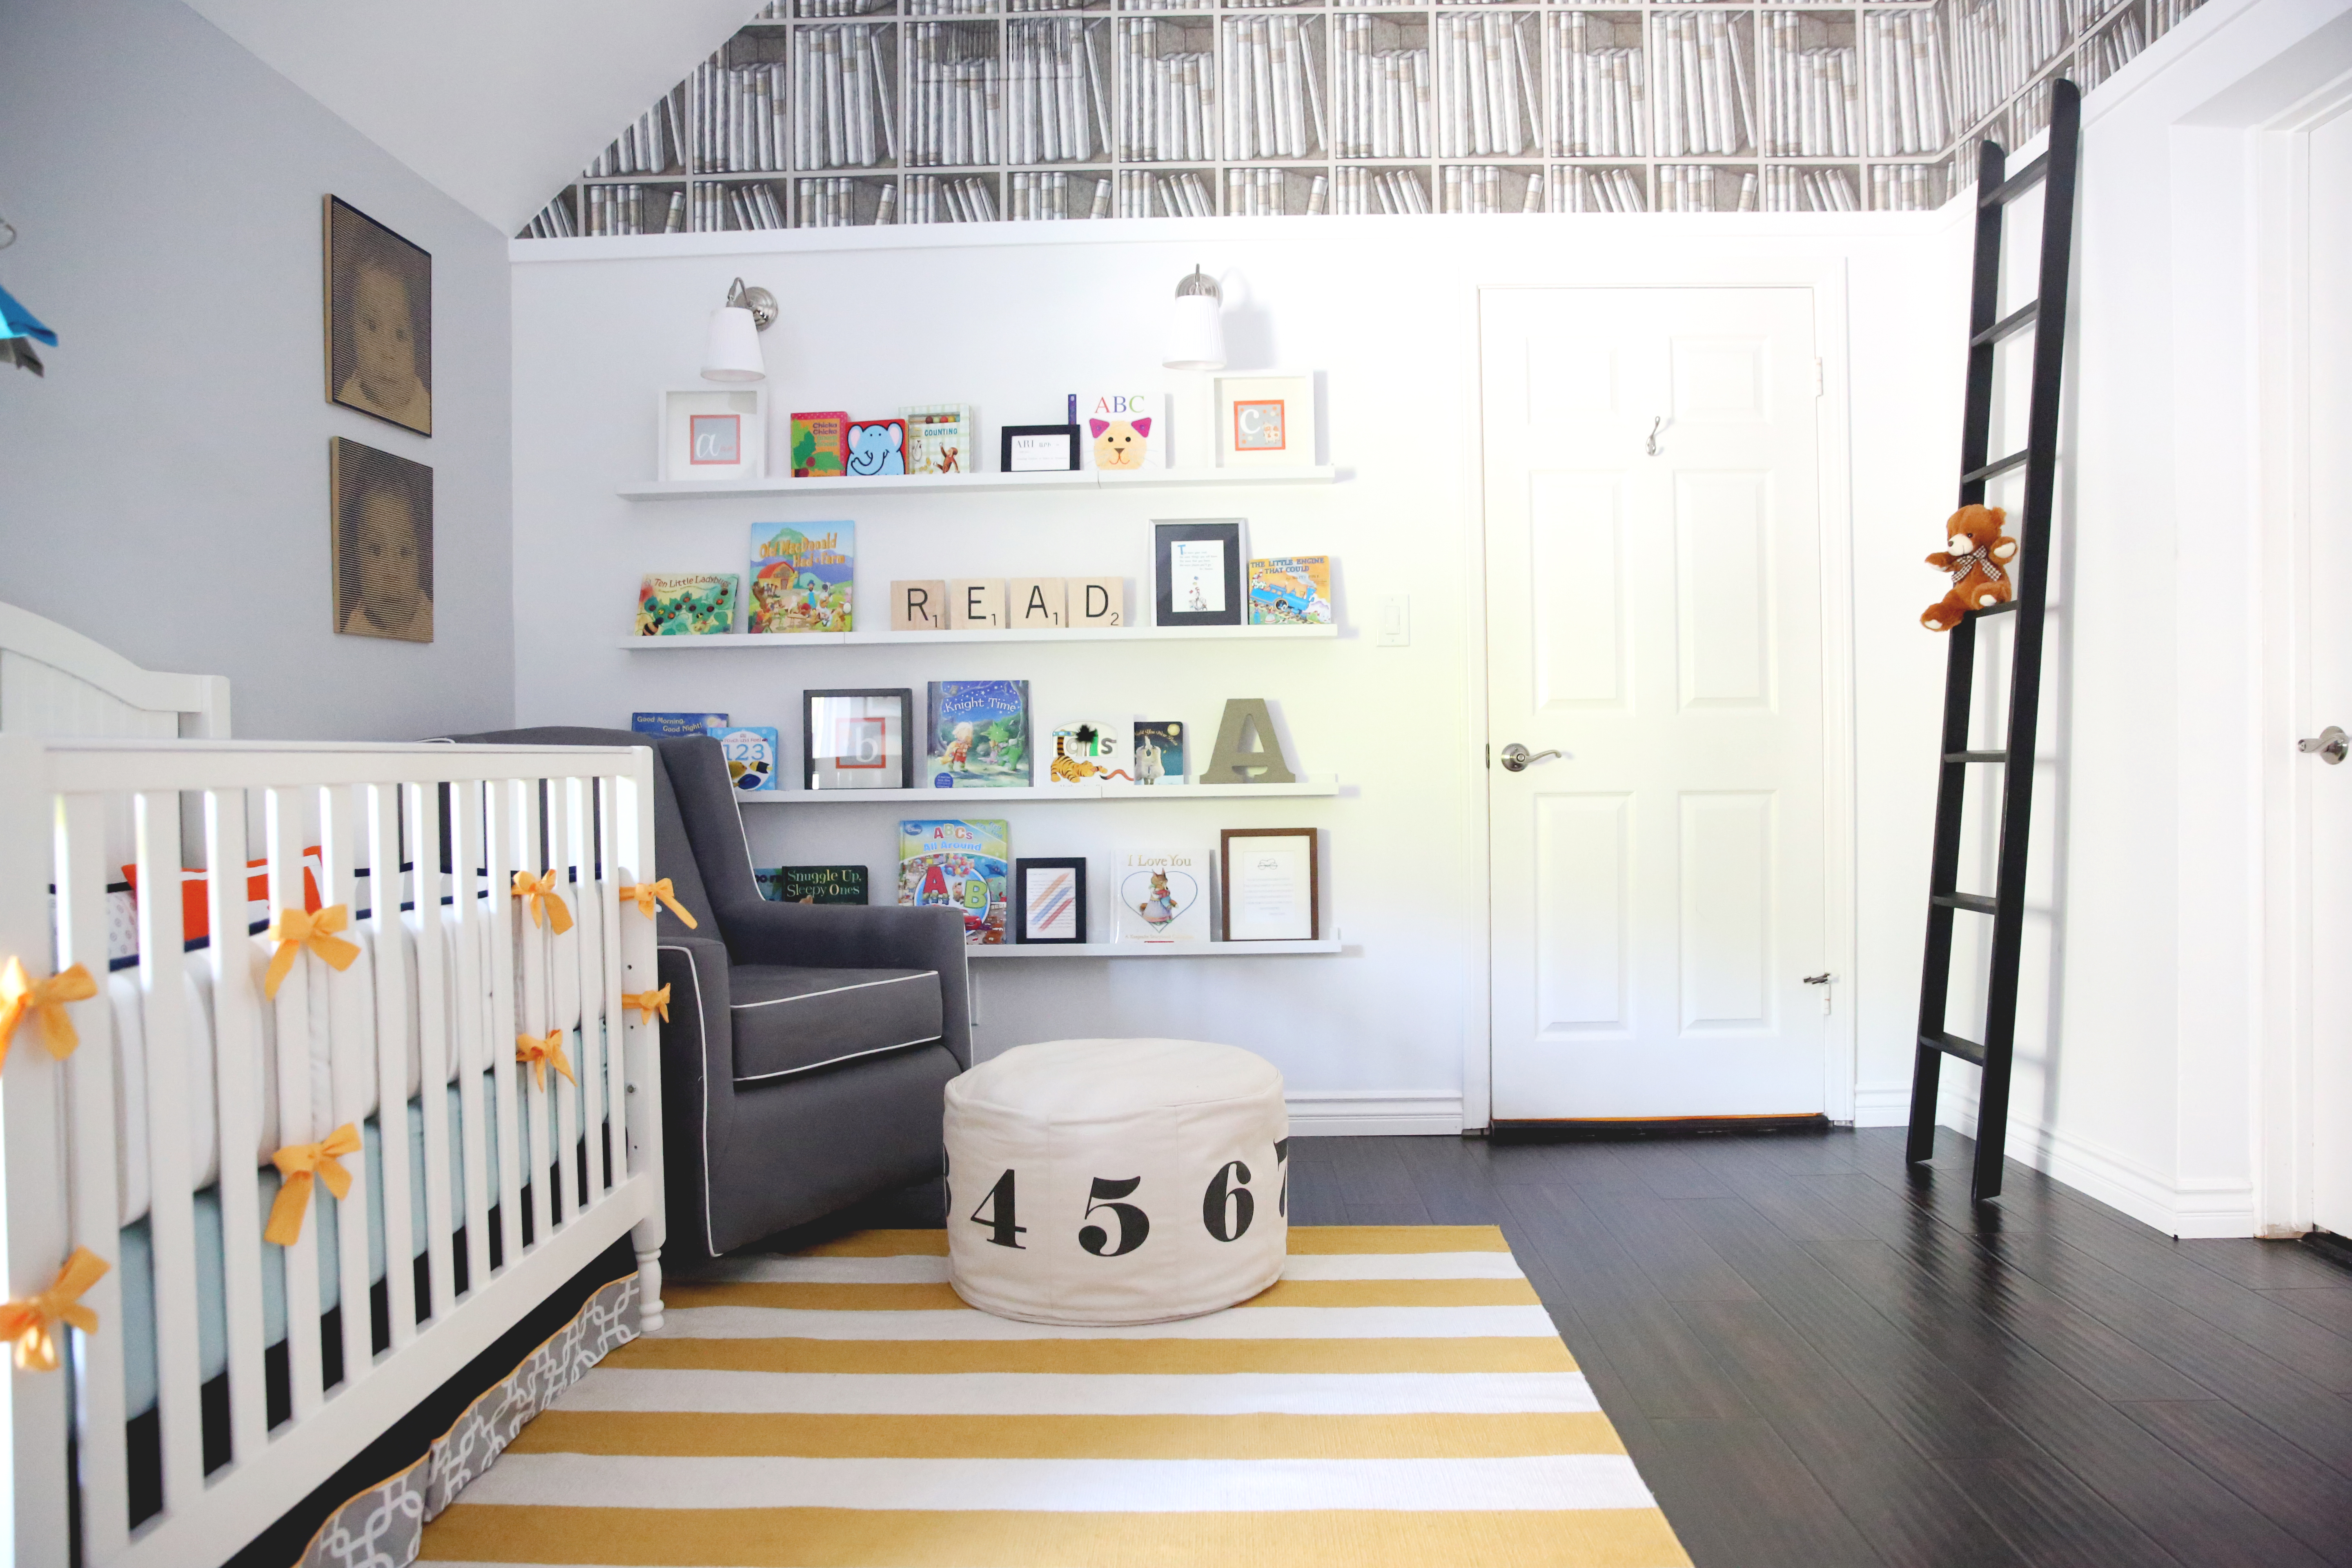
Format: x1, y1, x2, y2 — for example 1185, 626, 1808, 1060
2300, 726, 2347, 764
1499, 743, 1562, 773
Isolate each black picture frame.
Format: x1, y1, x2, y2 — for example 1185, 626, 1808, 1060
1014, 857, 1089, 944
802, 687, 915, 790
324, 196, 432, 437
1002, 423, 1080, 472
1153, 520, 1244, 628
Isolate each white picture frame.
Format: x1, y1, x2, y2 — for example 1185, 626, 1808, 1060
659, 386, 766, 481
1214, 373, 1316, 468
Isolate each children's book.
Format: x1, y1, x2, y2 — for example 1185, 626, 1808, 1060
1082, 390, 1166, 470
633, 711, 728, 739
636, 573, 738, 636
748, 523, 855, 633
1046, 720, 1132, 787
758, 865, 869, 904
846, 418, 908, 476
898, 820, 1009, 945
1115, 846, 1209, 943
1132, 719, 1185, 785
791, 411, 849, 478
711, 725, 778, 792
924, 681, 1032, 788
1248, 556, 1333, 625
899, 404, 974, 475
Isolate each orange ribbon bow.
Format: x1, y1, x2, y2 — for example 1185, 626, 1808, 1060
513, 870, 575, 935
517, 1030, 577, 1091
0, 957, 97, 1068
263, 905, 361, 999
0, 1247, 109, 1372
265, 1123, 362, 1246
618, 880, 697, 930
621, 984, 671, 1024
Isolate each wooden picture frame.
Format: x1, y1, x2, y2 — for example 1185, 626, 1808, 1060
324, 196, 432, 436
1219, 828, 1319, 942
1002, 423, 1080, 472
329, 437, 434, 643
1154, 519, 1244, 628
1014, 857, 1088, 944
804, 687, 915, 789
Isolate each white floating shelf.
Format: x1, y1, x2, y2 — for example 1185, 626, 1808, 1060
617, 624, 1336, 650
619, 466, 1337, 501
743, 777, 1340, 803
969, 938, 1343, 960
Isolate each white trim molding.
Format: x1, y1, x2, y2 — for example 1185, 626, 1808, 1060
1938, 1088, 2258, 1238
1287, 1091, 1466, 1137
1850, 1086, 1914, 1127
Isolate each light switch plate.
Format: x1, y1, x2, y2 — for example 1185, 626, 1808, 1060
1377, 595, 1410, 647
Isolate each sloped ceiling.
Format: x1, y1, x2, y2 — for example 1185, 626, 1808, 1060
180, 0, 757, 234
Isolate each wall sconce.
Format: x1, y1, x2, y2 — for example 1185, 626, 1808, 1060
1161, 265, 1225, 372
701, 276, 777, 383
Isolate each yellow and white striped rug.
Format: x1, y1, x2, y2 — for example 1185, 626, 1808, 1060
419, 1225, 1690, 1567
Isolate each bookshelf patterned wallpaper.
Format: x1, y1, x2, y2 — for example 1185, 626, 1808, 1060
522, 0, 2198, 234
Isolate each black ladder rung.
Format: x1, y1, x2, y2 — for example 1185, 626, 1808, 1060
1972, 599, 2019, 617
1921, 1031, 1987, 1065
1933, 892, 1998, 914
1971, 301, 2040, 347
1962, 449, 2030, 485
1943, 749, 2007, 763
1980, 154, 2048, 208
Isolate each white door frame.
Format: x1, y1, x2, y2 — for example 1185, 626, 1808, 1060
2254, 74, 2352, 1234
1457, 259, 1860, 1130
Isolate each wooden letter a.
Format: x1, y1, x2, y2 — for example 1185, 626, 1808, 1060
1203, 698, 1296, 784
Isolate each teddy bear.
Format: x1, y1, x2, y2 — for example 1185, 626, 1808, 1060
1090, 417, 1150, 470
1921, 504, 2018, 631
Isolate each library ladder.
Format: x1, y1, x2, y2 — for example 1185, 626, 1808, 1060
1905, 78, 2082, 1204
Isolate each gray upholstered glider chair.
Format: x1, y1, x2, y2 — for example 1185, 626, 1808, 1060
439, 726, 970, 1263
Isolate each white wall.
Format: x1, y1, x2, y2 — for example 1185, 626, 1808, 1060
510, 216, 1958, 1124
0, 0, 515, 742
1930, 0, 2352, 1236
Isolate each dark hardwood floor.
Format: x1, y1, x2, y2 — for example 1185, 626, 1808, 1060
805, 1126, 2352, 1567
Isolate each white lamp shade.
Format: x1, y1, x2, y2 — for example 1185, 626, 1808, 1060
1162, 293, 1226, 371
701, 305, 766, 382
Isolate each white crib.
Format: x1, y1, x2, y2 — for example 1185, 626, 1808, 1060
0, 733, 667, 1566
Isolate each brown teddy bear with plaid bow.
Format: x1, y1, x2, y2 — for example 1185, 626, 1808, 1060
1921, 504, 2017, 631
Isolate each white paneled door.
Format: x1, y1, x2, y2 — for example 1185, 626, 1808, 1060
2306, 107, 2352, 1239
1483, 287, 1829, 1121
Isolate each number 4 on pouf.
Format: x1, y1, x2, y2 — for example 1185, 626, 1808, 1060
962, 1142, 1292, 1254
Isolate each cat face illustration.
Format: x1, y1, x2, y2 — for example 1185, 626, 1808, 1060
846, 421, 906, 476
1089, 417, 1151, 470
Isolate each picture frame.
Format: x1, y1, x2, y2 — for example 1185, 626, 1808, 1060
329, 437, 434, 643
1214, 373, 1316, 468
661, 387, 766, 481
1153, 519, 1244, 628
1219, 828, 1319, 942
803, 687, 915, 790
1014, 857, 1088, 944
1002, 423, 1081, 472
324, 196, 432, 436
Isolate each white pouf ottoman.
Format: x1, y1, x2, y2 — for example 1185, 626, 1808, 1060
944, 1038, 1289, 1324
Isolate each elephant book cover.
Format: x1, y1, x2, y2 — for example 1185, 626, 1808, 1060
748, 523, 855, 633
898, 820, 1009, 944
924, 680, 1032, 788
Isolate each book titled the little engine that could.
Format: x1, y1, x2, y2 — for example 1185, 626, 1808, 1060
748, 522, 855, 633
636, 573, 739, 636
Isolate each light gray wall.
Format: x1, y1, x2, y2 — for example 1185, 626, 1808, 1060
0, 0, 513, 740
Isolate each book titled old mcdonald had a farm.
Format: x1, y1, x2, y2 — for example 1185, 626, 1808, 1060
748, 523, 855, 633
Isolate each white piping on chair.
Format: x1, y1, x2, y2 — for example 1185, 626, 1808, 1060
730, 972, 939, 1010
732, 1035, 941, 1085
658, 941, 722, 1261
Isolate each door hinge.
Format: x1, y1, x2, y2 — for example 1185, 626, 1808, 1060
1813, 358, 1825, 397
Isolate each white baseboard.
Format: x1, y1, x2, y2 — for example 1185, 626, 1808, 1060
1938, 1090, 2255, 1238
1851, 1085, 1913, 1127
1287, 1091, 1465, 1137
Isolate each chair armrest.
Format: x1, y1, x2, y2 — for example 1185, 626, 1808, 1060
657, 934, 736, 1255
717, 900, 970, 1069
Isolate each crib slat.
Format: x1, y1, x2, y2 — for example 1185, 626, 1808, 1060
369, 784, 417, 1351
134, 790, 206, 1513
599, 773, 632, 1192
58, 791, 128, 1557
545, 779, 579, 1226
615, 754, 666, 1328
520, 779, 555, 1245
267, 787, 325, 1424
204, 788, 270, 1474
486, 780, 525, 1272
571, 776, 606, 1207
321, 787, 374, 1392
448, 780, 492, 1296
404, 782, 455, 1324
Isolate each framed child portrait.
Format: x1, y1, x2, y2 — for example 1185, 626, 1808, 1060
804, 688, 915, 789
324, 196, 432, 437
1014, 858, 1087, 944
330, 437, 434, 643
